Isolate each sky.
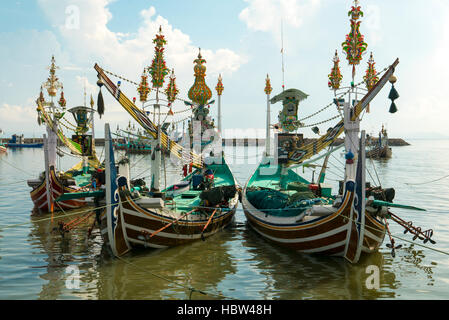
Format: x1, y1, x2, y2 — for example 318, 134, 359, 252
0, 0, 449, 140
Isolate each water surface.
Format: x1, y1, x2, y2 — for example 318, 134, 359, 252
0, 140, 448, 299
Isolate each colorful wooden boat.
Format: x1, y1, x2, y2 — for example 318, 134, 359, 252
94, 27, 238, 256
242, 135, 386, 261
241, 1, 411, 263
0, 131, 6, 153
29, 165, 89, 212
27, 56, 101, 215
99, 124, 238, 255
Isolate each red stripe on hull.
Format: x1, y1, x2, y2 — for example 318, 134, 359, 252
30, 166, 86, 213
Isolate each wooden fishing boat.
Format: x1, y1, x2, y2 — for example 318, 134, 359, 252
99, 124, 238, 255
5, 134, 43, 148
27, 56, 101, 215
113, 123, 153, 154
241, 1, 435, 263
0, 130, 6, 153
366, 125, 392, 159
93, 27, 239, 256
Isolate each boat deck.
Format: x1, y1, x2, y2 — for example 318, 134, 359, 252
247, 162, 310, 191
164, 161, 236, 214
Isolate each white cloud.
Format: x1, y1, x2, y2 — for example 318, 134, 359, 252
364, 4, 382, 47
0, 103, 39, 133
34, 1, 248, 136
75, 76, 97, 99
37, 1, 245, 87
239, 0, 321, 38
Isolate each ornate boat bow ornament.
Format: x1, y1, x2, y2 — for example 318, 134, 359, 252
363, 52, 379, 112
271, 88, 308, 133
328, 50, 343, 91
148, 26, 170, 89
187, 49, 215, 144
137, 70, 151, 104
165, 69, 179, 115
188, 49, 212, 106
342, 0, 368, 80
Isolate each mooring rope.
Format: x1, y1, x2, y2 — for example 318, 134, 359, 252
405, 174, 449, 186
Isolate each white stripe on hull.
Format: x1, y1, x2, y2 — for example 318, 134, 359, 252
300, 240, 347, 254
364, 229, 384, 244
127, 238, 168, 249
124, 222, 221, 240
247, 218, 348, 244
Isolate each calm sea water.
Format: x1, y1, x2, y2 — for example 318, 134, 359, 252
0, 140, 448, 300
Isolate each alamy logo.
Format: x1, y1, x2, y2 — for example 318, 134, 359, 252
65, 5, 80, 30
65, 265, 80, 290
365, 265, 380, 290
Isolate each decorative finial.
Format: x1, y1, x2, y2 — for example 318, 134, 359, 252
215, 74, 224, 96
148, 27, 169, 88
188, 49, 212, 105
342, 0, 368, 79
264, 74, 273, 95
137, 69, 151, 102
328, 50, 343, 90
58, 87, 66, 108
43, 55, 63, 97
363, 52, 379, 91
165, 68, 179, 105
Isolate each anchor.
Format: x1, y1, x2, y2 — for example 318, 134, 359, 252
388, 211, 436, 245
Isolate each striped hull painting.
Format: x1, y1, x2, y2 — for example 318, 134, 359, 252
362, 213, 386, 253
242, 180, 373, 262
242, 188, 386, 261
100, 188, 238, 253
30, 166, 86, 213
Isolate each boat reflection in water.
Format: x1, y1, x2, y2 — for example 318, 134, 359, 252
28, 208, 102, 300
96, 228, 237, 300
25, 206, 437, 300
28, 209, 236, 299
240, 221, 398, 300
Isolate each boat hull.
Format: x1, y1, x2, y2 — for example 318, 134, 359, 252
366, 145, 392, 159
29, 165, 87, 214
6, 143, 43, 148
100, 177, 238, 255
242, 185, 386, 260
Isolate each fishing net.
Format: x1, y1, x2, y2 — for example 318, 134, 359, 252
246, 187, 320, 217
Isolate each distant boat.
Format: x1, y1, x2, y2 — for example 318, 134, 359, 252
0, 129, 6, 153
366, 125, 392, 159
5, 134, 43, 148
